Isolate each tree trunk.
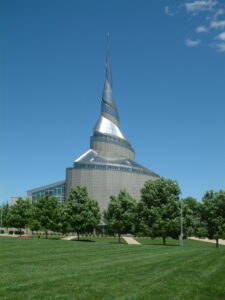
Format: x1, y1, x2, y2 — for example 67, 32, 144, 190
45, 230, 48, 239
163, 237, 166, 245
216, 238, 219, 248
118, 233, 121, 243
77, 232, 80, 240
20, 228, 22, 237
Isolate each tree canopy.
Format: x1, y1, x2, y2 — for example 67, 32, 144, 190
104, 189, 137, 243
66, 186, 101, 240
139, 178, 181, 245
200, 190, 225, 247
34, 195, 60, 238
8, 198, 31, 236
182, 197, 201, 238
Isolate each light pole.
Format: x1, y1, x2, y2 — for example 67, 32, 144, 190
179, 194, 183, 247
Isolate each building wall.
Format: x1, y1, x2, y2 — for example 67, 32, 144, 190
91, 140, 135, 160
10, 196, 32, 206
66, 167, 156, 211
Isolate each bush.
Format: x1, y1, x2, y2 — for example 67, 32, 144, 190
0, 230, 4, 234
15, 231, 24, 235
8, 230, 24, 235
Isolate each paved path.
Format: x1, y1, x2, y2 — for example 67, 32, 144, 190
189, 237, 225, 245
61, 235, 77, 241
0, 234, 19, 238
123, 236, 140, 245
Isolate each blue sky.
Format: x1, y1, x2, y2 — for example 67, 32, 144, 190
1, 0, 225, 204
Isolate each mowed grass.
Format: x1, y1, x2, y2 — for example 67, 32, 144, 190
0, 237, 225, 300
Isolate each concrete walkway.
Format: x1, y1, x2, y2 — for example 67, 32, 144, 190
123, 236, 140, 245
189, 237, 225, 245
0, 234, 19, 238
61, 235, 77, 241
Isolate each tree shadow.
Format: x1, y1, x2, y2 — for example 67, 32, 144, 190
73, 239, 96, 243
108, 241, 125, 244
144, 243, 179, 247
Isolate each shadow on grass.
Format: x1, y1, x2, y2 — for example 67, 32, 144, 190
73, 239, 96, 243
149, 243, 179, 247
108, 241, 126, 244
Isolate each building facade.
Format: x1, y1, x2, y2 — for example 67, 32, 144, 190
25, 46, 159, 210
27, 181, 65, 203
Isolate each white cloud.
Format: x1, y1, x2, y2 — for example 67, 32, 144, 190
215, 31, 225, 40
164, 6, 174, 16
213, 8, 225, 20
196, 25, 208, 32
210, 20, 225, 29
216, 43, 225, 51
185, 0, 217, 14
185, 39, 202, 46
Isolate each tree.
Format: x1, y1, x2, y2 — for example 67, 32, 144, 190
1, 203, 10, 229
29, 220, 41, 235
104, 189, 137, 243
182, 197, 201, 238
58, 203, 72, 235
200, 190, 225, 248
8, 198, 31, 236
35, 195, 59, 239
66, 186, 101, 240
139, 178, 181, 245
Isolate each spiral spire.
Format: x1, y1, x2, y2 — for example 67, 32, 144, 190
94, 34, 127, 140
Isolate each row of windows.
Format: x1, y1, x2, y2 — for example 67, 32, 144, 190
32, 195, 65, 203
74, 163, 152, 176
31, 184, 65, 201
91, 135, 133, 151
93, 132, 132, 148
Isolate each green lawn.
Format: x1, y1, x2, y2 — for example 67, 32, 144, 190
0, 236, 224, 300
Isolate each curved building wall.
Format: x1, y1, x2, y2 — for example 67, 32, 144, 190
91, 141, 135, 160
66, 167, 156, 211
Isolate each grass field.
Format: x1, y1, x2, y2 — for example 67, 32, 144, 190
0, 236, 225, 300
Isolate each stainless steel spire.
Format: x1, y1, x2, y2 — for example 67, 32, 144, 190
94, 35, 127, 140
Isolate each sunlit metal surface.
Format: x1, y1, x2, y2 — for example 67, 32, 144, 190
73, 149, 159, 177
94, 115, 126, 140
91, 132, 133, 151
101, 100, 119, 122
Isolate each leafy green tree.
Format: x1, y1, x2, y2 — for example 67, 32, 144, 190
104, 189, 137, 243
35, 195, 59, 239
29, 220, 41, 235
200, 190, 225, 248
139, 178, 181, 245
58, 203, 72, 235
66, 186, 101, 240
182, 197, 201, 238
8, 198, 32, 236
1, 203, 10, 229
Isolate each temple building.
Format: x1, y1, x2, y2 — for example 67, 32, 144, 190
26, 43, 159, 210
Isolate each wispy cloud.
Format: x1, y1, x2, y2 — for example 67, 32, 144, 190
165, 1, 225, 52
185, 0, 217, 14
215, 31, 225, 41
210, 20, 225, 29
196, 25, 208, 33
185, 39, 202, 47
216, 43, 225, 51
164, 5, 174, 16
212, 8, 225, 20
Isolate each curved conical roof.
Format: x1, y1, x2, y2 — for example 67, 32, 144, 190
93, 34, 128, 141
